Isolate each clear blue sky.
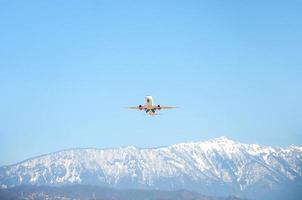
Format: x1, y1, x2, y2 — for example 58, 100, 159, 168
0, 1, 301, 165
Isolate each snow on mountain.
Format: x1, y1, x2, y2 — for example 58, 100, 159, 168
1, 137, 301, 199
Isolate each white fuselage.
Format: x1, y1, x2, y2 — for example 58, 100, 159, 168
145, 96, 153, 109
144, 96, 157, 116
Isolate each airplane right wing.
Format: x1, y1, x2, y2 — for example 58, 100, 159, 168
156, 106, 177, 110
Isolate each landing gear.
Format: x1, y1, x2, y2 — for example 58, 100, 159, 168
145, 109, 156, 115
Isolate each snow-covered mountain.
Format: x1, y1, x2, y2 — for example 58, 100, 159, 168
1, 137, 302, 199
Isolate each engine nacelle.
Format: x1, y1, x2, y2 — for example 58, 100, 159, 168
138, 105, 143, 110
157, 105, 161, 110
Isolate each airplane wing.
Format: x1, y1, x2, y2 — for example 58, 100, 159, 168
155, 106, 177, 110
128, 106, 141, 109
128, 105, 146, 110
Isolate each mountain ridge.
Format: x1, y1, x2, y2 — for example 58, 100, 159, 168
4, 136, 300, 167
1, 137, 301, 200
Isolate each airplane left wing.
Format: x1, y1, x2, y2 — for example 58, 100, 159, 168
128, 106, 140, 109
128, 105, 145, 110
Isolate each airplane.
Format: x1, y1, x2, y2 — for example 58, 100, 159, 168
128, 96, 176, 116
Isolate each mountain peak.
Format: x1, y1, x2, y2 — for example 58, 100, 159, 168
172, 136, 236, 148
